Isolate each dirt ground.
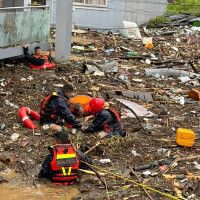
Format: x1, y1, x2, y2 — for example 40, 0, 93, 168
0, 27, 200, 200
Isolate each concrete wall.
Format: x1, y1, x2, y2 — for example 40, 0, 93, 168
124, 0, 167, 25
47, 0, 125, 30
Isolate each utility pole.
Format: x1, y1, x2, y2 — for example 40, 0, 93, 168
55, 0, 73, 62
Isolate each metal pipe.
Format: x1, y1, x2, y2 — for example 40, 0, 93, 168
0, 5, 49, 11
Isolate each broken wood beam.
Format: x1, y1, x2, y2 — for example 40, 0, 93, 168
85, 141, 101, 155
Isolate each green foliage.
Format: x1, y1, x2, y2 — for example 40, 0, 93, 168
167, 0, 200, 15
148, 16, 172, 27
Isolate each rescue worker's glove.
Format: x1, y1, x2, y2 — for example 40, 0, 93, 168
72, 123, 82, 129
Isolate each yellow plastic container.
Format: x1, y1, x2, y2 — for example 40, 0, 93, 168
176, 128, 195, 147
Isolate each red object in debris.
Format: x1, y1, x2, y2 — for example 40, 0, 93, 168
18, 107, 40, 129
188, 89, 200, 100
159, 165, 166, 172
21, 141, 30, 147
30, 63, 56, 69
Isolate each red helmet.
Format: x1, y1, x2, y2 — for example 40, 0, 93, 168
89, 98, 105, 114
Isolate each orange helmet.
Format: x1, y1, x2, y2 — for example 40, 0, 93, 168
89, 98, 105, 114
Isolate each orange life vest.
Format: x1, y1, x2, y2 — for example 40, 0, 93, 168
70, 95, 92, 114
33, 53, 49, 64
50, 144, 79, 186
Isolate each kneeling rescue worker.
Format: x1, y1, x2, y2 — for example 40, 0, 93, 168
81, 98, 126, 137
38, 130, 91, 185
40, 84, 83, 132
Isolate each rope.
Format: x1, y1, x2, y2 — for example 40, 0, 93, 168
80, 160, 185, 200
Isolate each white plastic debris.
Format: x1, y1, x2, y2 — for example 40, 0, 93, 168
178, 76, 191, 82
53, 84, 64, 88
171, 47, 179, 52
193, 162, 200, 170
11, 133, 20, 142
143, 171, 151, 178
72, 129, 77, 134
131, 149, 140, 156
157, 148, 167, 154
4, 100, 19, 109
99, 159, 111, 164
179, 97, 185, 105
27, 76, 33, 81
145, 59, 151, 64
135, 72, 140, 75
21, 78, 26, 81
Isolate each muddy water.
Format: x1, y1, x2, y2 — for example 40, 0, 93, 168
0, 170, 79, 200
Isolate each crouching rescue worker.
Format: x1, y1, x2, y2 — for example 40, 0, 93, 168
70, 95, 92, 115
81, 98, 126, 137
38, 131, 91, 185
22, 44, 53, 66
40, 84, 83, 132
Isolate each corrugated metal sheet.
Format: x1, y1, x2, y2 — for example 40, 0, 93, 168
0, 9, 50, 48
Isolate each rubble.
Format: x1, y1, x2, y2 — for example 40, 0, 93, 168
1, 22, 200, 199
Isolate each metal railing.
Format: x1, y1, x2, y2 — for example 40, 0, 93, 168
0, 5, 49, 11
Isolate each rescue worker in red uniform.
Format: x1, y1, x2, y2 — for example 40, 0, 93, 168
22, 44, 53, 66
81, 98, 126, 137
38, 131, 91, 185
40, 84, 83, 132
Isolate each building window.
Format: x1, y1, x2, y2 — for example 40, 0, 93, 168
74, 0, 106, 6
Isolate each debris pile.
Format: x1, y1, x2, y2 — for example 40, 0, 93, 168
0, 23, 200, 199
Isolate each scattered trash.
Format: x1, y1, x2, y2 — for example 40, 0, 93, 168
193, 162, 200, 170
11, 133, 20, 142
99, 61, 118, 73
99, 159, 111, 164
131, 149, 140, 156
142, 170, 151, 178
142, 37, 152, 45
145, 42, 154, 49
105, 90, 154, 102
176, 128, 195, 147
4, 100, 19, 109
53, 84, 64, 88
145, 68, 200, 78
188, 89, 200, 101
116, 99, 155, 118
133, 157, 175, 171
21, 141, 30, 147
0, 124, 6, 130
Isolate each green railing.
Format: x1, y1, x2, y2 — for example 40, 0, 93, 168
0, 6, 50, 48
